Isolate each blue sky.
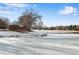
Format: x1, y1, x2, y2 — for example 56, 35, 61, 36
0, 3, 79, 26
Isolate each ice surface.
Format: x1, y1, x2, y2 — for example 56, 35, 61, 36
0, 30, 79, 55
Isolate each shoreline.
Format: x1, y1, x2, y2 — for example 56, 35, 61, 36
34, 30, 79, 34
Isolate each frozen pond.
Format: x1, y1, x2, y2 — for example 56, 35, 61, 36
0, 30, 79, 55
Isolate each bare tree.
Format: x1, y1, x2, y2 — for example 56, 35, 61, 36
19, 8, 42, 31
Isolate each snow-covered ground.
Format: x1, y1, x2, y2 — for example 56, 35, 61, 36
0, 30, 79, 55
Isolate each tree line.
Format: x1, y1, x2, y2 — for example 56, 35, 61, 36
42, 25, 79, 31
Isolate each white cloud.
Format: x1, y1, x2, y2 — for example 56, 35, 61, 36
0, 9, 18, 20
59, 6, 78, 15
5, 3, 29, 8
0, 3, 38, 16
0, 3, 31, 12
0, 3, 28, 17
0, 10, 15, 15
0, 10, 10, 14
